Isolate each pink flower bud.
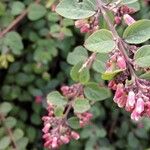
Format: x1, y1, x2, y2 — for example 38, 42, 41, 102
43, 133, 51, 140
135, 98, 145, 114
85, 112, 93, 119
123, 14, 135, 26
75, 20, 87, 28
114, 16, 122, 25
44, 140, 52, 148
131, 110, 141, 121
114, 84, 124, 103
35, 96, 42, 104
117, 96, 126, 108
127, 91, 136, 107
108, 80, 117, 90
52, 137, 58, 148
80, 24, 90, 33
60, 136, 70, 144
117, 56, 126, 70
71, 131, 80, 140
42, 123, 51, 133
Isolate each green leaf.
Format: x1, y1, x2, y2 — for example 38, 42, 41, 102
28, 4, 47, 21
54, 106, 64, 117
92, 53, 109, 73
56, 0, 96, 19
13, 129, 24, 141
134, 45, 150, 68
11, 1, 25, 16
0, 102, 12, 115
73, 98, 90, 113
84, 82, 111, 101
123, 19, 150, 44
16, 137, 29, 149
67, 46, 88, 65
70, 61, 83, 81
68, 117, 80, 129
84, 29, 116, 53
70, 61, 90, 84
0, 2, 5, 16
4, 32, 23, 55
101, 69, 122, 80
30, 113, 41, 125
5, 117, 17, 128
27, 127, 36, 142
47, 91, 67, 106
79, 67, 90, 84
0, 136, 11, 150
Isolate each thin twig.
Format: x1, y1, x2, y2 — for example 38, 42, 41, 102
0, 114, 17, 150
79, 52, 97, 72
0, 0, 41, 38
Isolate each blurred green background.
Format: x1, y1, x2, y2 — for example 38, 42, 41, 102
0, 0, 150, 149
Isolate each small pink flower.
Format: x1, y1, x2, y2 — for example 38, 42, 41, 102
131, 110, 141, 121
80, 24, 90, 33
75, 20, 87, 28
60, 135, 70, 144
135, 98, 145, 114
108, 80, 117, 90
52, 137, 58, 148
42, 123, 51, 133
117, 96, 126, 108
126, 91, 136, 108
71, 131, 80, 140
114, 84, 124, 103
44, 140, 52, 148
123, 14, 136, 26
117, 56, 126, 70
114, 16, 122, 25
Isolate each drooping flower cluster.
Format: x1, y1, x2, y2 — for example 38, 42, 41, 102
112, 5, 136, 25
61, 83, 83, 99
109, 78, 150, 121
42, 104, 80, 149
75, 15, 99, 33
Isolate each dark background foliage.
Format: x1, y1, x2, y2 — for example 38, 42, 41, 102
0, 0, 150, 150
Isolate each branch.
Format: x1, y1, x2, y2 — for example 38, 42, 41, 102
97, 0, 137, 79
0, 0, 41, 38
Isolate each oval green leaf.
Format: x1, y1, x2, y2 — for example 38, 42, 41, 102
68, 117, 80, 129
123, 19, 150, 44
134, 45, 150, 68
84, 82, 111, 101
84, 29, 116, 53
73, 98, 90, 113
56, 0, 96, 19
47, 91, 67, 106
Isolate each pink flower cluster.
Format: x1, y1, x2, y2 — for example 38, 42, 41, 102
113, 5, 135, 25
76, 112, 93, 127
61, 83, 83, 99
109, 79, 150, 121
42, 104, 80, 149
75, 17, 99, 33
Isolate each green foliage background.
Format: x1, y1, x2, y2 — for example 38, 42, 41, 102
0, 0, 150, 150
